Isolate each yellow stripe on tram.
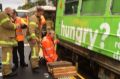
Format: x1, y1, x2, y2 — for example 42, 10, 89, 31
77, 73, 85, 79
57, 73, 85, 79
70, 76, 76, 79
69, 73, 85, 79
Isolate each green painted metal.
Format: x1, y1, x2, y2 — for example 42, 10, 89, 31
55, 0, 120, 61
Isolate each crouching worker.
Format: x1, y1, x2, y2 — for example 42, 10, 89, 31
26, 7, 43, 72
41, 30, 59, 63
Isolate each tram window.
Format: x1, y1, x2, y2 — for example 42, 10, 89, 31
80, 0, 107, 16
111, 0, 120, 15
64, 0, 79, 15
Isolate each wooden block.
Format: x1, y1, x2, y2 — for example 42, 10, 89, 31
53, 71, 77, 78
47, 61, 72, 68
53, 66, 76, 73
52, 66, 77, 78
47, 61, 72, 73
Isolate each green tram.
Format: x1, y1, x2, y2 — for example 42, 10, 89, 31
55, 0, 120, 78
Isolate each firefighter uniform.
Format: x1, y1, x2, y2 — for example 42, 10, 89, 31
0, 12, 17, 76
27, 15, 42, 69
41, 34, 58, 63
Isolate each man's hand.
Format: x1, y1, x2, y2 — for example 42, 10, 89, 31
35, 37, 39, 42
31, 39, 36, 45
16, 23, 21, 29
54, 39, 60, 44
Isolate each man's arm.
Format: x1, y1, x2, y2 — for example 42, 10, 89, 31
0, 13, 16, 30
21, 18, 28, 29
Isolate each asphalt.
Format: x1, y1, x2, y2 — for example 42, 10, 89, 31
0, 45, 53, 79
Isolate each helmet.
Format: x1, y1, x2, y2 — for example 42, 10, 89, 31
36, 6, 44, 12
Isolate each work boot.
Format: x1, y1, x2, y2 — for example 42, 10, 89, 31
12, 65, 18, 72
3, 70, 17, 78
20, 63, 28, 68
2, 64, 17, 77
32, 67, 40, 73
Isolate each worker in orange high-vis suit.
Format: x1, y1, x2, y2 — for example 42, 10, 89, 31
27, 7, 45, 72
12, 10, 28, 72
41, 30, 59, 63
0, 7, 18, 77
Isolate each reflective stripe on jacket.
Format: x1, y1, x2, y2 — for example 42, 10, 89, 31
28, 15, 41, 40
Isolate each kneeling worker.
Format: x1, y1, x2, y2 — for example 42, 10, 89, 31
41, 30, 59, 63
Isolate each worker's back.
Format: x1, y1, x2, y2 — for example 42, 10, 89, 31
27, 14, 42, 40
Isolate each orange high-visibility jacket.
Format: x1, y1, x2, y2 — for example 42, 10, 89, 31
41, 34, 58, 62
15, 17, 27, 41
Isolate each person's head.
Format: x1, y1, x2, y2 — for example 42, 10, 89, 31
12, 9, 18, 19
4, 7, 13, 17
35, 6, 44, 17
48, 30, 55, 39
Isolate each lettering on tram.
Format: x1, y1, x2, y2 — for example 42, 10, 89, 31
56, 0, 120, 61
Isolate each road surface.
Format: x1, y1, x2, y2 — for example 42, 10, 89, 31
0, 45, 53, 79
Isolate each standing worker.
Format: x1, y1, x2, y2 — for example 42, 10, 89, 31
40, 8, 46, 29
41, 30, 58, 63
27, 7, 44, 71
37, 7, 46, 38
12, 10, 28, 71
0, 7, 17, 77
